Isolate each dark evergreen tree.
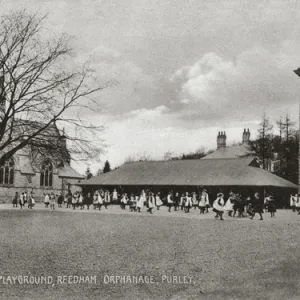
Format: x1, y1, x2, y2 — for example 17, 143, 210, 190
103, 160, 111, 173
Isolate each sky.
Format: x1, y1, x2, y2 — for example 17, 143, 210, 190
2, 0, 300, 173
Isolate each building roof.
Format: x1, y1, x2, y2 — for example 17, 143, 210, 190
58, 164, 85, 179
202, 143, 254, 159
79, 158, 297, 189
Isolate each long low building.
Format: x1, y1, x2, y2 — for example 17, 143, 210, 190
79, 157, 297, 207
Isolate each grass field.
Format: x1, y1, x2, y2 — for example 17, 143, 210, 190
0, 205, 300, 300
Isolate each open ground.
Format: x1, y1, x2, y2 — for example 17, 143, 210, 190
0, 205, 299, 300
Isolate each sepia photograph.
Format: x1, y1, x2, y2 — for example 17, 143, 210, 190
0, 0, 300, 299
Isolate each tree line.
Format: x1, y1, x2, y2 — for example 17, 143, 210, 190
249, 113, 298, 184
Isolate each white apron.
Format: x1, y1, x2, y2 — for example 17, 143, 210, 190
198, 195, 206, 207
44, 195, 50, 204
148, 196, 155, 208
167, 195, 173, 204
93, 195, 98, 205
213, 197, 224, 212
137, 195, 145, 209
204, 193, 210, 206
185, 196, 192, 207
179, 196, 185, 206
97, 194, 103, 205
290, 195, 296, 207
192, 194, 198, 205
155, 195, 163, 207
224, 197, 234, 211
112, 191, 118, 201
121, 195, 128, 204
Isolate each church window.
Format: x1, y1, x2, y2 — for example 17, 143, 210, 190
0, 159, 14, 185
40, 160, 53, 187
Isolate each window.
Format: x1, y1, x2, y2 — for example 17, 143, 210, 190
40, 160, 53, 187
0, 159, 14, 185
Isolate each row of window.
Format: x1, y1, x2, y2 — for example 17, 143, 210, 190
0, 159, 53, 187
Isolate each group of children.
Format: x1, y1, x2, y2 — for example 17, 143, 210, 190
11, 188, 280, 221
115, 189, 211, 214
289, 193, 300, 214
12, 191, 35, 209
90, 189, 276, 221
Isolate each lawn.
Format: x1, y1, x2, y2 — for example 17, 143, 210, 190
0, 207, 300, 300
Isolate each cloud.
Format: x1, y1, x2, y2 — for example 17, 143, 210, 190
171, 45, 300, 125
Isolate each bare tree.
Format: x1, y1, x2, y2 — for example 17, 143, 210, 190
125, 152, 151, 163
250, 113, 273, 170
0, 10, 112, 166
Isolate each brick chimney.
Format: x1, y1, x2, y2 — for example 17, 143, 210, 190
242, 128, 250, 144
217, 131, 226, 149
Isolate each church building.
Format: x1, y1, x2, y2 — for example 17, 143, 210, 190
0, 88, 84, 203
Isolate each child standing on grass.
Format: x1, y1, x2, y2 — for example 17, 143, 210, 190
19, 192, 24, 209
93, 192, 98, 209
57, 192, 64, 208
97, 191, 103, 210
66, 191, 72, 208
85, 192, 92, 210
104, 190, 110, 209
192, 192, 198, 210
112, 188, 119, 204
290, 194, 297, 212
27, 191, 35, 209
44, 193, 50, 208
179, 193, 185, 211
224, 192, 234, 217
174, 192, 180, 211
135, 194, 140, 211
24, 191, 28, 206
267, 195, 276, 217
49, 192, 55, 210
212, 193, 225, 220
155, 192, 163, 210
250, 192, 263, 220
78, 192, 84, 210
147, 192, 155, 214
12, 192, 18, 208
198, 190, 207, 214
204, 189, 210, 213
129, 193, 136, 212
120, 193, 128, 210
167, 191, 174, 212
184, 192, 193, 213
136, 191, 145, 213
72, 192, 78, 210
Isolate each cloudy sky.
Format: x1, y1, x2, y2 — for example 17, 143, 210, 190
2, 0, 300, 172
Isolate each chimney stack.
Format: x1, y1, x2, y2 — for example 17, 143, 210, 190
242, 128, 251, 144
217, 131, 227, 149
